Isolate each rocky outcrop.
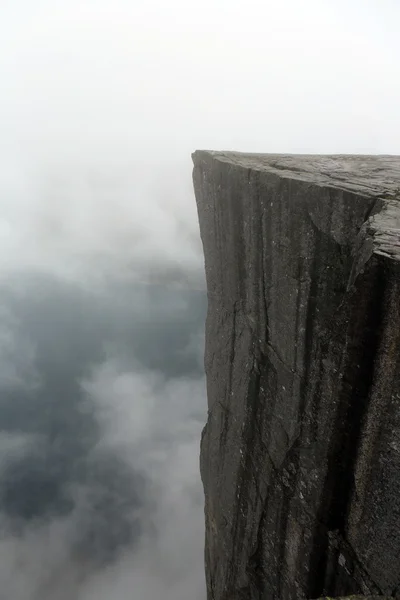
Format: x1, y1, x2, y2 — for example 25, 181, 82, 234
192, 152, 400, 600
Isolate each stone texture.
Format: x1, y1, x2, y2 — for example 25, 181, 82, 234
192, 151, 400, 600
315, 597, 392, 600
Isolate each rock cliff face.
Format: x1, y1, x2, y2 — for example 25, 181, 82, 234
192, 151, 400, 600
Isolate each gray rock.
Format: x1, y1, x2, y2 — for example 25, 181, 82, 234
314, 597, 392, 600
192, 151, 400, 600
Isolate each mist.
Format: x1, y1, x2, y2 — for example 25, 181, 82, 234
0, 0, 399, 598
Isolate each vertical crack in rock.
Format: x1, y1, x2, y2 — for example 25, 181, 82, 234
192, 151, 400, 600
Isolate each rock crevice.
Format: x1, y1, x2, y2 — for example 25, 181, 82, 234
192, 151, 400, 600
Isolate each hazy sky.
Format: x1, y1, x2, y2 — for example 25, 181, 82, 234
1, 0, 400, 165
0, 1, 399, 599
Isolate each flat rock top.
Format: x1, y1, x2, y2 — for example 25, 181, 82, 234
193, 150, 400, 197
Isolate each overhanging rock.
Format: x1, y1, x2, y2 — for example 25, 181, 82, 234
192, 151, 400, 600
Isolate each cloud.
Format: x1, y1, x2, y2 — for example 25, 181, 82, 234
77, 359, 206, 600
0, 356, 206, 599
0, 271, 206, 599
0, 162, 204, 289
0, 433, 40, 474
0, 306, 41, 392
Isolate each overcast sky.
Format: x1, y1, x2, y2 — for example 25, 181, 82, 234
1, 0, 400, 165
0, 1, 399, 599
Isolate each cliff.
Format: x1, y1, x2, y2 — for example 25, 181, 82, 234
192, 151, 400, 600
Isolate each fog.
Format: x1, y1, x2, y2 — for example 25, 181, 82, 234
0, 1, 399, 599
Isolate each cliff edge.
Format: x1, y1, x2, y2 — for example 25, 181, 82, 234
192, 151, 400, 600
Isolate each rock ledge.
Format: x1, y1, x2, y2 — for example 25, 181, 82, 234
193, 151, 400, 600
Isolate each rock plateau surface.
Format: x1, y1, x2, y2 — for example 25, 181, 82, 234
192, 151, 400, 600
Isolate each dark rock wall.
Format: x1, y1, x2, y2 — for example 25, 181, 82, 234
192, 152, 400, 600
315, 597, 392, 600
